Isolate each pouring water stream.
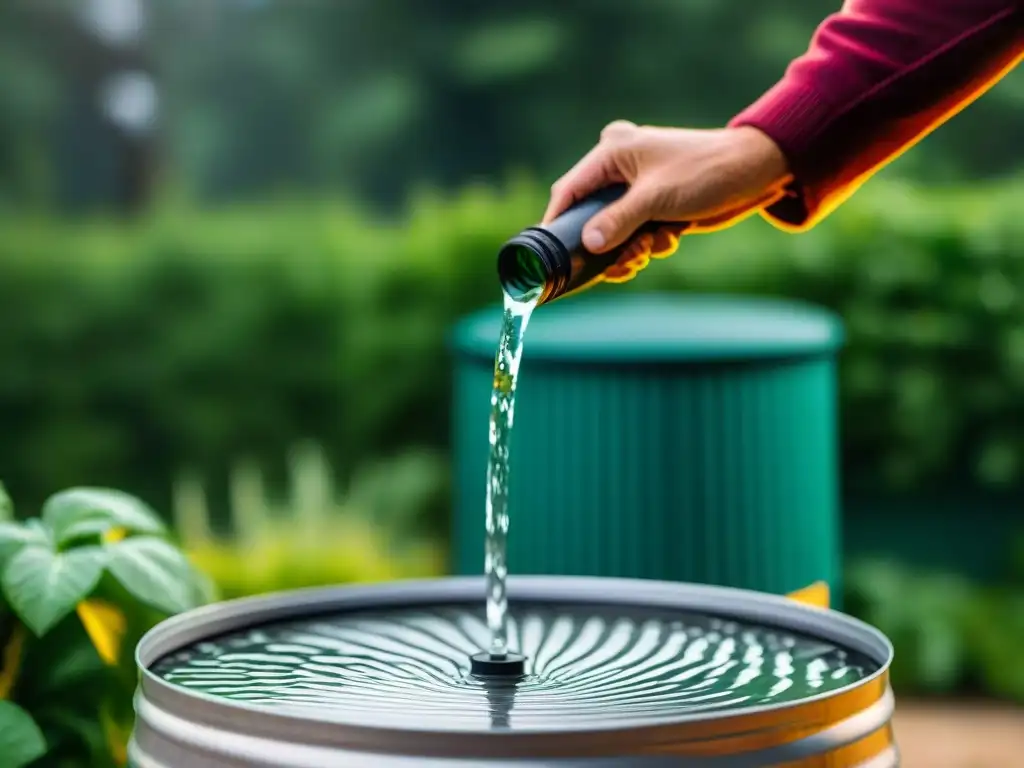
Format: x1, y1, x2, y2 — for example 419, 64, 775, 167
484, 287, 540, 657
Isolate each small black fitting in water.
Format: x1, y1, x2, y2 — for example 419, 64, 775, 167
497, 184, 682, 305
470, 650, 526, 678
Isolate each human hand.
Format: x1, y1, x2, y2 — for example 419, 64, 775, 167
543, 121, 791, 266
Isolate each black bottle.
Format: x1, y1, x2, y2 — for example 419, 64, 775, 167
496, 184, 682, 305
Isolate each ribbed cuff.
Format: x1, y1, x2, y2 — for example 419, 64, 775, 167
728, 81, 839, 230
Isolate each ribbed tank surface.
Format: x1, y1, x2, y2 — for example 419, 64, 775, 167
451, 293, 844, 598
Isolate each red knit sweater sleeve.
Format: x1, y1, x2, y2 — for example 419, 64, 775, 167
730, 0, 1024, 231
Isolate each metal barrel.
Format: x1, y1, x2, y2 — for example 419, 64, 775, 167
130, 576, 897, 767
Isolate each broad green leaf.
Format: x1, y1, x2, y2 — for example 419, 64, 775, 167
0, 482, 12, 521
0, 520, 51, 571
55, 517, 122, 543
1, 545, 105, 636
25, 708, 106, 765
42, 488, 165, 546
106, 536, 200, 615
32, 640, 107, 697
0, 701, 47, 768
15, 608, 110, 699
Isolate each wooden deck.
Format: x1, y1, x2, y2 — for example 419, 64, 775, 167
893, 701, 1024, 767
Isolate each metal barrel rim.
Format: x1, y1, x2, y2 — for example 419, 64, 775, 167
133, 576, 895, 763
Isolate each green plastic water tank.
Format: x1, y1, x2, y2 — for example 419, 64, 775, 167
451, 292, 845, 598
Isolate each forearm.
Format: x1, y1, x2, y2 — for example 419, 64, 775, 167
730, 0, 1024, 230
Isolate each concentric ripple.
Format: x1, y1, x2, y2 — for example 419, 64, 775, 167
151, 603, 877, 732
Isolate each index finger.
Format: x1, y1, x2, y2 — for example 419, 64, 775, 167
542, 143, 623, 224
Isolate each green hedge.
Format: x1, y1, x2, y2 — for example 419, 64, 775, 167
3, 178, 1024, 701
846, 558, 1024, 702
2, 177, 1024, 521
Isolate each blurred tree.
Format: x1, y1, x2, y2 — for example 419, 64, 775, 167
1, 0, 1023, 212
0, 0, 157, 213
0, 3, 63, 211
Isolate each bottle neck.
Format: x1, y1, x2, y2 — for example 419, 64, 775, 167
497, 227, 571, 304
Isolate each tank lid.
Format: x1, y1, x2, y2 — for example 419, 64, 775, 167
451, 292, 844, 363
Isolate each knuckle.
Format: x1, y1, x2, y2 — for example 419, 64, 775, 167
600, 119, 636, 142
599, 209, 622, 231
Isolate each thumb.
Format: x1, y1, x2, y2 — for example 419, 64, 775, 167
581, 184, 653, 253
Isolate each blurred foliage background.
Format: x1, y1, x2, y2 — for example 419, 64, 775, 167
1, 0, 1024, 712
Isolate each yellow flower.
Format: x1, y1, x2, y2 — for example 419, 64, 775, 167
77, 600, 127, 666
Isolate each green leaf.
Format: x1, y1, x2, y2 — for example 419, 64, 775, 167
42, 488, 165, 546
105, 536, 200, 615
0, 701, 47, 767
0, 520, 50, 571
1, 545, 105, 636
26, 631, 108, 697
30, 708, 107, 765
